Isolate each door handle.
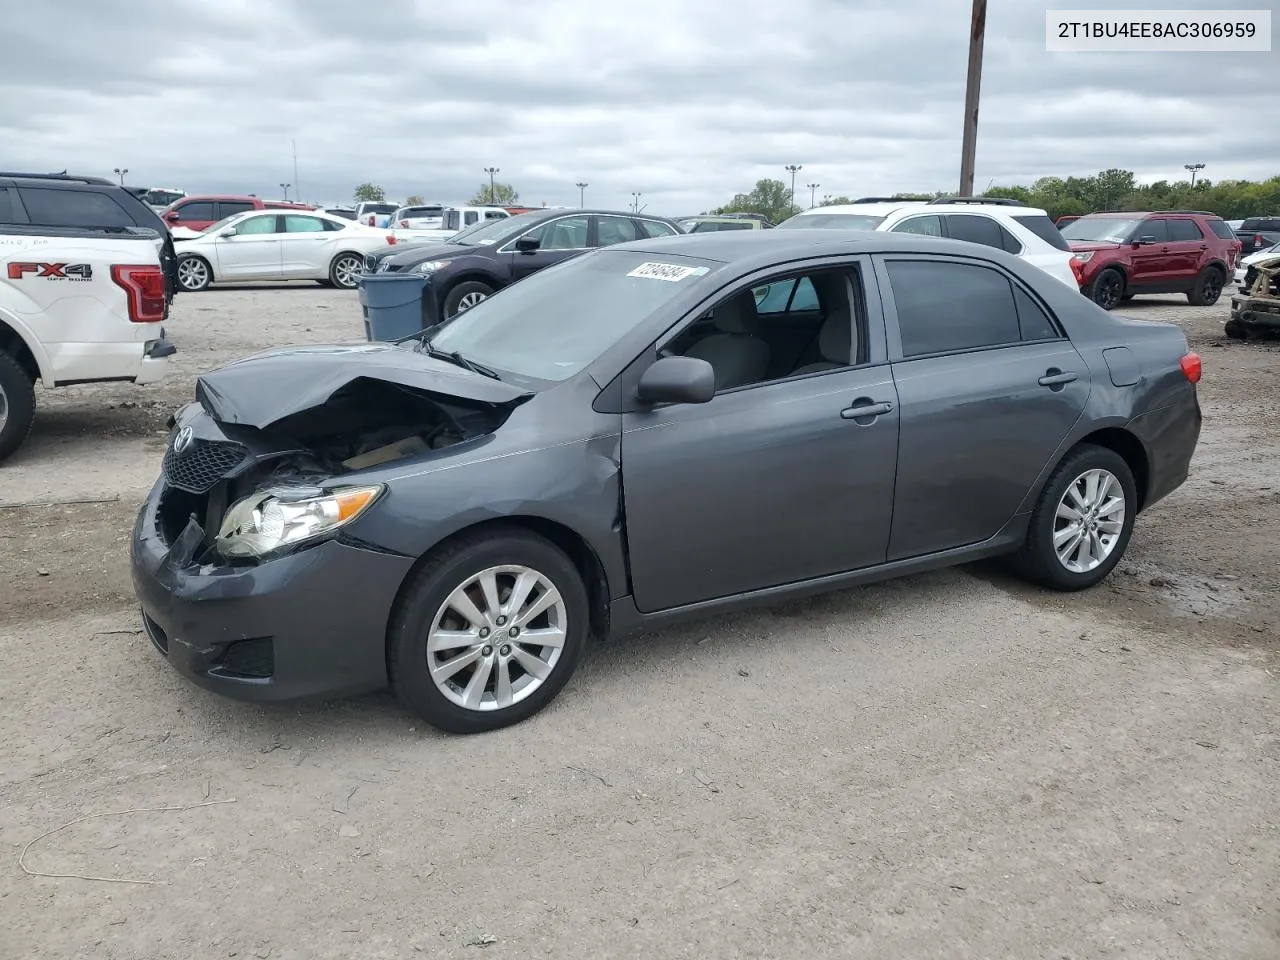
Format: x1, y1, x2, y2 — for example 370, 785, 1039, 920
1038, 370, 1078, 387
1199, 243, 1208, 250
1160, 246, 1169, 252
841, 399, 894, 420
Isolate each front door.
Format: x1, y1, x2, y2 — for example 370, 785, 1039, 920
213, 213, 283, 280
877, 255, 1090, 560
620, 261, 900, 612
1128, 218, 1174, 288
506, 214, 592, 280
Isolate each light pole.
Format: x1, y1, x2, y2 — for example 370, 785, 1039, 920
484, 166, 500, 204
1184, 162, 1205, 187
631, 191, 642, 213
959, 0, 988, 196
784, 164, 802, 209
806, 183, 820, 209
576, 182, 588, 207
279, 182, 291, 201
113, 167, 128, 185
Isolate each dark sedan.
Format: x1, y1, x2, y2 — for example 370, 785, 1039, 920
367, 207, 683, 318
132, 230, 1202, 733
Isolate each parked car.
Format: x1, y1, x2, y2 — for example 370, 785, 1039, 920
779, 196, 1077, 289
174, 209, 399, 291
1233, 241, 1280, 285
354, 201, 399, 228
1055, 215, 1081, 228
161, 195, 313, 232
368, 208, 682, 318
133, 229, 1201, 733
1226, 251, 1279, 339
1059, 211, 1241, 309
393, 204, 446, 229
1234, 216, 1280, 257
679, 216, 764, 232
1, 180, 176, 459
320, 206, 357, 221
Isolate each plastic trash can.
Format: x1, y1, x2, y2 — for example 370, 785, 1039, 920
359, 273, 428, 342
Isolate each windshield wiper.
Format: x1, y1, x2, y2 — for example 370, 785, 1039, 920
422, 343, 501, 380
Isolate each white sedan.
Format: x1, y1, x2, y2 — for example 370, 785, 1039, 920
173, 209, 400, 291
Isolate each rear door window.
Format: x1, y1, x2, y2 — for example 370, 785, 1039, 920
1011, 213, 1071, 251
595, 215, 639, 246
636, 218, 678, 238
18, 187, 134, 228
885, 259, 1022, 357
174, 201, 216, 222
1167, 219, 1204, 241
217, 201, 256, 218
945, 214, 1012, 252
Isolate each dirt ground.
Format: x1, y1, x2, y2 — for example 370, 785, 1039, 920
1, 282, 1276, 960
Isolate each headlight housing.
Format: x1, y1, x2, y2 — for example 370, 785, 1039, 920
1071, 251, 1094, 263
416, 260, 449, 274
215, 484, 383, 559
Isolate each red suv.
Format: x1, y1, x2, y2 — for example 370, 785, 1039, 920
1059, 211, 1241, 310
160, 194, 314, 232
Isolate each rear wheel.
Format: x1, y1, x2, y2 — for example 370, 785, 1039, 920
1187, 266, 1224, 306
0, 351, 37, 463
1010, 443, 1137, 591
1087, 268, 1125, 310
443, 280, 494, 318
329, 253, 363, 290
176, 255, 212, 292
388, 529, 590, 733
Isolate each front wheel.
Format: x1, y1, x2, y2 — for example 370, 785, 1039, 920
329, 253, 363, 290
388, 529, 590, 733
1187, 267, 1224, 306
1087, 268, 1125, 310
1010, 444, 1137, 591
443, 280, 494, 318
0, 351, 37, 463
176, 255, 212, 292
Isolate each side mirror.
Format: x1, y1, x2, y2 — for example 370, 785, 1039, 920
163, 211, 180, 224
635, 356, 716, 406
515, 236, 540, 254
219, 227, 238, 238
1135, 236, 1157, 246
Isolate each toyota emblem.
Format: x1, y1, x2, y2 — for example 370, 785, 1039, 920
173, 426, 194, 455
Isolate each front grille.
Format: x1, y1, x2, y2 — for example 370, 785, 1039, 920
163, 438, 248, 494
363, 253, 379, 271
215, 637, 275, 679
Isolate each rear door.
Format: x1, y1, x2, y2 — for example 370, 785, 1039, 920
279, 214, 341, 277
212, 213, 283, 280
1164, 217, 1208, 279
876, 254, 1089, 560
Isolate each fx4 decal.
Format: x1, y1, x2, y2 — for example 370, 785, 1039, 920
6, 262, 93, 281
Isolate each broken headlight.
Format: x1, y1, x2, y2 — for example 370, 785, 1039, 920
215, 484, 384, 558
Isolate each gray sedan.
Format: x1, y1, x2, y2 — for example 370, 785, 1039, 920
131, 230, 1203, 733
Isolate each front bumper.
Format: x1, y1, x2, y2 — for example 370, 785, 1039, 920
130, 478, 416, 703
1230, 294, 1280, 331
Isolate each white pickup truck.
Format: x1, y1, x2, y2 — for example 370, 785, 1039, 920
0, 224, 175, 461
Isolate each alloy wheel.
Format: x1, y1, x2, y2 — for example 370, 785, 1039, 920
0, 381, 8, 433
1053, 468, 1126, 573
457, 291, 487, 311
1203, 274, 1222, 303
177, 258, 208, 290
333, 256, 361, 288
426, 564, 568, 712
1095, 274, 1121, 309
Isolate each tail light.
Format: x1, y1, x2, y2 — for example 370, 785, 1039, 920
367, 215, 375, 226
1255, 234, 1265, 249
111, 264, 166, 322
1180, 352, 1202, 384
385, 234, 398, 245
400, 219, 409, 227
1069, 257, 1085, 284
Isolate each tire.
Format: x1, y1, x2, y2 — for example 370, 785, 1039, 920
1010, 443, 1137, 592
1087, 268, 1125, 310
443, 280, 494, 318
1187, 266, 1225, 306
1224, 318, 1248, 340
329, 253, 363, 290
388, 528, 590, 734
0, 350, 37, 464
176, 255, 212, 292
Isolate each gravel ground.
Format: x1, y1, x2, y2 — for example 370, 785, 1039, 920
1, 281, 1277, 960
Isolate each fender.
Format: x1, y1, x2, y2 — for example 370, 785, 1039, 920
0, 304, 51, 382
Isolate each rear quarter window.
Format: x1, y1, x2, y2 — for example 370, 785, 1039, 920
1011, 214, 1071, 251
0, 187, 17, 223
1206, 219, 1236, 240
18, 187, 135, 228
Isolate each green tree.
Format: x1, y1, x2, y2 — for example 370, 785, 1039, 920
715, 178, 798, 224
820, 195, 856, 206
470, 182, 519, 205
353, 182, 386, 203
404, 194, 425, 205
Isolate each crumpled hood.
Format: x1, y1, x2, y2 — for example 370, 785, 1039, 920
195, 342, 532, 429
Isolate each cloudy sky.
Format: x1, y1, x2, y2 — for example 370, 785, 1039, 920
1, 0, 1275, 214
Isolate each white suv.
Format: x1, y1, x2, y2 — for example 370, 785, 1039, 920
778, 197, 1076, 288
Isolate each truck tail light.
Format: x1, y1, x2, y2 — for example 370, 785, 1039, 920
400, 219, 409, 227
111, 264, 166, 322
385, 234, 398, 245
1254, 234, 1265, 249
1180, 352, 1202, 384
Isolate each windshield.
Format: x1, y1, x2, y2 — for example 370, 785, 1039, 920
450, 210, 542, 246
1060, 218, 1143, 243
776, 213, 886, 230
426, 250, 722, 384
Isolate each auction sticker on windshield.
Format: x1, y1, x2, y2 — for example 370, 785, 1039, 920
626, 262, 710, 282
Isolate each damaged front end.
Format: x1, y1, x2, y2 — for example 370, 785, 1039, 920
154, 343, 533, 565
1228, 256, 1280, 340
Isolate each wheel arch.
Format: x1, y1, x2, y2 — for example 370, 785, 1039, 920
385, 515, 612, 656
0, 312, 48, 383
1203, 259, 1228, 279
1067, 427, 1151, 513
438, 270, 504, 301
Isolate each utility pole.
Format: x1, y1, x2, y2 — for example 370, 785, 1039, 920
1184, 162, 1205, 187
784, 164, 802, 209
576, 182, 588, 207
484, 166, 500, 204
292, 139, 300, 202
113, 167, 128, 185
958, 0, 987, 196
631, 191, 642, 213
807, 183, 820, 208
279, 183, 292, 201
